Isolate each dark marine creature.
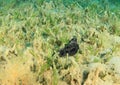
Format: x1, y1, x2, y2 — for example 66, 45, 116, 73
59, 37, 79, 57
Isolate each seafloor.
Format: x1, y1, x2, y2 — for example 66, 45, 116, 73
0, 0, 120, 85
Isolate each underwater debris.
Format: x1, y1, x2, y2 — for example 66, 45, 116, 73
59, 37, 79, 57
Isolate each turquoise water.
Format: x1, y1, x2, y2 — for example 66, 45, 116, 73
0, 0, 120, 9
0, 0, 120, 22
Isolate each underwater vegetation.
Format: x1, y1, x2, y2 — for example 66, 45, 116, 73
0, 0, 120, 85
